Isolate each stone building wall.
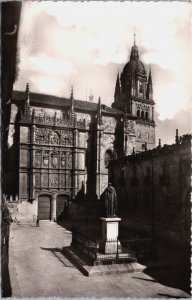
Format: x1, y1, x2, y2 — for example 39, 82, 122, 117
109, 134, 191, 248
135, 122, 155, 152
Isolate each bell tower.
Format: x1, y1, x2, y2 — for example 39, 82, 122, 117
112, 34, 156, 152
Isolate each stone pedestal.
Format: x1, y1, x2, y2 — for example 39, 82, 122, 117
100, 217, 122, 254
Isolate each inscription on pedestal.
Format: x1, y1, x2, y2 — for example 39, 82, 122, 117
100, 217, 121, 254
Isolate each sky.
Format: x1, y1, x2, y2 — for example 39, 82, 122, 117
14, 1, 191, 145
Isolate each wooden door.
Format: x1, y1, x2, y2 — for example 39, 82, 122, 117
38, 195, 51, 220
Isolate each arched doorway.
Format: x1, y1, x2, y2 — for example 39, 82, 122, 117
56, 194, 69, 221
38, 194, 52, 220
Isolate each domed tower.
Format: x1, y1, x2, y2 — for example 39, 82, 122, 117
112, 35, 156, 151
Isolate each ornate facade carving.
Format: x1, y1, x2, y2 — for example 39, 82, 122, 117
50, 131, 59, 145
103, 117, 116, 133
42, 173, 48, 187
35, 150, 41, 167
60, 130, 73, 146
50, 174, 58, 188
35, 173, 41, 187
51, 151, 59, 168
124, 119, 135, 135
35, 128, 74, 146
42, 150, 49, 167
35, 128, 49, 144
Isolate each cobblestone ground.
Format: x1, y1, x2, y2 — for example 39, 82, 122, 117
9, 222, 190, 298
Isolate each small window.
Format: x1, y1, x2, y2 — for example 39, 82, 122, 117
146, 132, 149, 139
145, 111, 148, 120
137, 131, 141, 138
137, 110, 140, 118
141, 111, 144, 119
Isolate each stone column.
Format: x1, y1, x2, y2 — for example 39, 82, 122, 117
51, 194, 56, 221
96, 130, 103, 199
72, 128, 78, 200
30, 124, 36, 201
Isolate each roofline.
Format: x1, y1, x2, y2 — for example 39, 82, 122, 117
12, 90, 123, 116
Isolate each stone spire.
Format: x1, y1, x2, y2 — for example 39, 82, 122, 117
133, 27, 136, 46
146, 67, 153, 100
130, 31, 139, 60
69, 86, 75, 116
23, 82, 31, 117
158, 138, 162, 148
114, 72, 121, 103
97, 97, 103, 125
89, 90, 94, 102
175, 129, 179, 144
26, 82, 30, 105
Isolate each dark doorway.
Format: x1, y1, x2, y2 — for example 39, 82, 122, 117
38, 195, 51, 220
56, 194, 69, 221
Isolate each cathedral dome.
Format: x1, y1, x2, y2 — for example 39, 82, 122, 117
122, 44, 146, 77
122, 58, 146, 76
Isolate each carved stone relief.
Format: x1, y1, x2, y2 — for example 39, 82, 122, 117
35, 150, 41, 167
50, 174, 58, 188
35, 128, 49, 144
51, 150, 59, 167
50, 131, 59, 145
35, 173, 41, 186
42, 173, 48, 187
60, 130, 73, 146
103, 117, 116, 132
66, 152, 72, 168
125, 120, 135, 134
42, 150, 49, 167
60, 174, 65, 187
60, 152, 66, 168
101, 133, 114, 148
66, 172, 71, 187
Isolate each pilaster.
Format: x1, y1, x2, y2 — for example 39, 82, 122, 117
72, 127, 78, 200
29, 124, 36, 201
51, 194, 56, 221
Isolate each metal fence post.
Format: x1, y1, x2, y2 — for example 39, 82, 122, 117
116, 237, 119, 259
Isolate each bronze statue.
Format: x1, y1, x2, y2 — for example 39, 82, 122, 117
104, 183, 117, 217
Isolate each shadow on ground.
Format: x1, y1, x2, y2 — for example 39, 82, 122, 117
143, 243, 191, 295
40, 246, 89, 276
157, 293, 189, 298
40, 247, 74, 268
57, 220, 73, 232
1, 259, 12, 297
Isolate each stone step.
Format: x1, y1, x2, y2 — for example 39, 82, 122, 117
63, 246, 145, 276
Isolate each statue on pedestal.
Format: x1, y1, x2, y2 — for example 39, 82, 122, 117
104, 183, 117, 217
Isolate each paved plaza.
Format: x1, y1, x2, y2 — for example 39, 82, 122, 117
9, 221, 190, 298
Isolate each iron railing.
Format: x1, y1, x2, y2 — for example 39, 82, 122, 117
71, 226, 154, 263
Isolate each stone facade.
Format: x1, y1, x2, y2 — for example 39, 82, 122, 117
5, 42, 156, 222
109, 134, 191, 248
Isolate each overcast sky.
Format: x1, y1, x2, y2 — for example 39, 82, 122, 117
14, 1, 191, 145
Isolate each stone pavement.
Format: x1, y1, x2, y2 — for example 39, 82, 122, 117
9, 221, 190, 298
